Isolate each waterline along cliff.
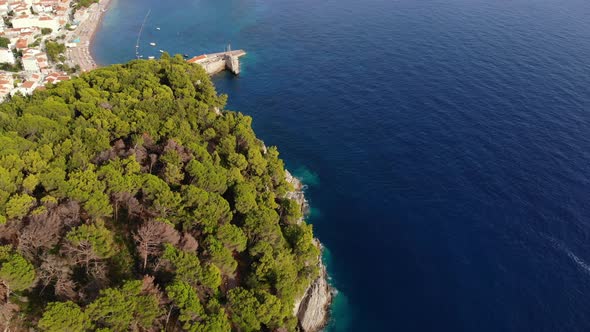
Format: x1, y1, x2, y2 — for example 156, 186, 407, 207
286, 171, 333, 332
0, 56, 330, 331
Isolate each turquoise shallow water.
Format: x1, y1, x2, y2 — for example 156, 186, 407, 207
94, 0, 590, 330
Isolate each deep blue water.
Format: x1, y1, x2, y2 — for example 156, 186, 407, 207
93, 0, 590, 330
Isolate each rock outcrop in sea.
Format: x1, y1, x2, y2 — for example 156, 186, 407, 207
286, 170, 333, 332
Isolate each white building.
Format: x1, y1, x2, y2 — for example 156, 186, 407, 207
32, 3, 54, 14
22, 49, 40, 72
14, 38, 28, 50
11, 15, 37, 29
8, 3, 30, 16
22, 55, 39, 72
11, 14, 60, 32
43, 71, 70, 85
0, 48, 15, 64
0, 71, 14, 101
36, 16, 60, 31
35, 52, 49, 73
11, 79, 37, 96
0, 1, 8, 15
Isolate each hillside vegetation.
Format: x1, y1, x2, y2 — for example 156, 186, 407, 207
0, 54, 319, 331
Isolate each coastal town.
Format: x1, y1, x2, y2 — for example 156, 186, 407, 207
0, 0, 107, 101
0, 0, 251, 103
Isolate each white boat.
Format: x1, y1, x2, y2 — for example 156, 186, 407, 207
148, 56, 155, 59
149, 42, 156, 46
159, 49, 164, 53
156, 27, 161, 30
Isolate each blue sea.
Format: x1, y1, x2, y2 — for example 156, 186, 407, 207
93, 0, 590, 330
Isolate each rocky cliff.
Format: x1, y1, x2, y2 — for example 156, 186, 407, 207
294, 244, 332, 332
285, 170, 333, 332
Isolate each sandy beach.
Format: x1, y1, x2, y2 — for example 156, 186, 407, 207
67, 0, 112, 72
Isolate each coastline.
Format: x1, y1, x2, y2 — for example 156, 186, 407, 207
87, 3, 333, 328
67, 0, 113, 71
286, 170, 334, 332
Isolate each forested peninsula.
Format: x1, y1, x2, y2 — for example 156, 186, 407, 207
0, 55, 329, 331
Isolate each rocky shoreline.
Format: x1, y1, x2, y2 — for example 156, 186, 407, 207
286, 170, 333, 332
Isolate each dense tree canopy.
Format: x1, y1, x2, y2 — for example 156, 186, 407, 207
44, 41, 66, 63
0, 55, 320, 331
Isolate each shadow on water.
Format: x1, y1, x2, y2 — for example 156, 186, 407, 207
322, 246, 353, 332
292, 166, 320, 188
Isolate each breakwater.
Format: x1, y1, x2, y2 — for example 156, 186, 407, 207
187, 49, 246, 75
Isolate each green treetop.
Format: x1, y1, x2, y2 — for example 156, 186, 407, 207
0, 252, 36, 293
38, 301, 93, 332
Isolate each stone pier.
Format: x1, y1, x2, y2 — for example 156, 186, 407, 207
225, 54, 240, 75
187, 49, 246, 76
